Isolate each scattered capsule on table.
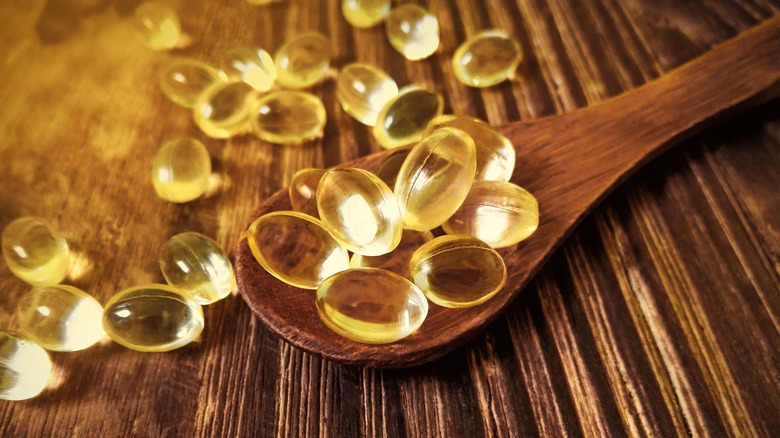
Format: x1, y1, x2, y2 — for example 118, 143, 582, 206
159, 59, 224, 108
374, 145, 412, 189
394, 127, 476, 231
425, 115, 515, 181
385, 3, 440, 60
373, 85, 443, 149
1, 217, 70, 286
289, 168, 326, 218
452, 30, 522, 87
250, 90, 326, 144
16, 285, 103, 352
220, 47, 277, 92
102, 284, 204, 352
159, 232, 235, 305
336, 63, 398, 126
341, 0, 391, 28
246, 211, 349, 289
274, 33, 331, 89
246, 0, 283, 5
0, 330, 52, 401
410, 235, 506, 308
151, 138, 211, 203
134, 2, 181, 51
193, 81, 257, 138
316, 268, 428, 343
350, 228, 433, 278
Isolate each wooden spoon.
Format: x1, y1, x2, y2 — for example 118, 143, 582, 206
235, 16, 780, 368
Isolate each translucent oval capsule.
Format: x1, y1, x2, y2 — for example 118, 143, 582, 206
274, 33, 331, 89
250, 90, 326, 144
159, 59, 223, 108
151, 138, 211, 203
350, 228, 433, 278
341, 0, 391, 28
219, 47, 277, 92
16, 285, 103, 352
134, 2, 181, 51
102, 284, 204, 352
385, 3, 440, 60
410, 235, 506, 308
374, 145, 412, 189
373, 85, 443, 149
452, 30, 522, 87
316, 168, 402, 256
394, 128, 477, 231
336, 63, 399, 126
193, 81, 257, 139
424, 115, 515, 181
1, 217, 70, 286
443, 181, 538, 248
316, 268, 428, 343
159, 232, 235, 305
247, 211, 349, 289
289, 168, 326, 218
0, 331, 52, 401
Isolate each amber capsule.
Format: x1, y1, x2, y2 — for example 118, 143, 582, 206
374, 145, 412, 189
0, 331, 52, 401
385, 4, 440, 60
394, 128, 477, 231
16, 285, 103, 352
336, 63, 399, 126
342, 0, 391, 28
2, 217, 70, 286
193, 81, 257, 139
452, 30, 522, 87
373, 86, 443, 149
151, 139, 211, 203
289, 168, 326, 218
220, 47, 277, 92
134, 2, 181, 51
350, 228, 433, 278
159, 232, 235, 305
410, 235, 506, 308
159, 59, 224, 108
247, 211, 349, 289
250, 90, 326, 144
316, 268, 428, 343
102, 284, 204, 352
425, 115, 515, 181
274, 33, 331, 89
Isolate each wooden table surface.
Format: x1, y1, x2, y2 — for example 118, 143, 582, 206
1, 0, 778, 436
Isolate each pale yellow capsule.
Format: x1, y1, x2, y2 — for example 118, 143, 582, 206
289, 168, 326, 218
316, 268, 428, 343
151, 138, 211, 203
385, 3, 440, 60
250, 90, 326, 144
350, 228, 433, 278
374, 145, 412, 189
134, 2, 181, 51
373, 85, 443, 149
193, 81, 258, 139
0, 331, 52, 401
220, 47, 277, 92
452, 30, 522, 87
274, 33, 331, 89
336, 63, 399, 126
341, 0, 391, 28
159, 59, 224, 108
1, 217, 70, 287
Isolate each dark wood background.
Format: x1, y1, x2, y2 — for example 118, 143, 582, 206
1, 0, 778, 436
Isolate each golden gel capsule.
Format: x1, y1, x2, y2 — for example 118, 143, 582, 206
316, 268, 428, 343
317, 168, 403, 256
289, 168, 326, 218
250, 90, 326, 144
2, 217, 70, 286
16, 285, 103, 352
374, 145, 412, 189
194, 81, 257, 139
102, 284, 204, 352
385, 3, 440, 60
220, 47, 277, 92
452, 30, 522, 87
0, 331, 52, 401
373, 86, 443, 149
151, 138, 211, 203
336, 63, 399, 126
134, 2, 181, 51
159, 232, 235, 305
425, 115, 515, 182
342, 0, 391, 28
159, 59, 224, 108
274, 33, 331, 89
443, 181, 539, 248
350, 228, 432, 278
247, 211, 349, 289
410, 235, 506, 308
394, 128, 477, 231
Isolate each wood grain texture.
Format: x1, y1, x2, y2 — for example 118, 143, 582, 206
1, 0, 778, 436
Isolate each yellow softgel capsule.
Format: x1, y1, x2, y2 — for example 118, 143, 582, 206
159, 59, 224, 108
385, 3, 440, 60
193, 81, 258, 139
134, 2, 181, 51
316, 168, 403, 256
247, 211, 349, 289
336, 63, 399, 126
452, 30, 522, 87
16, 285, 103, 352
274, 33, 331, 89
1, 217, 70, 286
151, 138, 211, 203
341, 0, 391, 28
316, 268, 428, 343
0, 330, 52, 401
102, 284, 204, 352
443, 180, 539, 248
410, 235, 506, 308
219, 47, 277, 92
424, 115, 516, 182
289, 168, 326, 218
394, 127, 477, 231
250, 90, 326, 144
350, 228, 433, 278
373, 85, 443, 149
159, 232, 235, 305
374, 145, 412, 189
